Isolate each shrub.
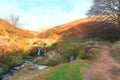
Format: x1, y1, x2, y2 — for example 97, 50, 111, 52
5, 53, 23, 66
0, 64, 10, 75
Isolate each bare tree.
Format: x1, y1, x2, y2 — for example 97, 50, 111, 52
6, 14, 20, 26
87, 0, 120, 25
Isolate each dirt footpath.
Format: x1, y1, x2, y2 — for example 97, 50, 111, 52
84, 45, 120, 80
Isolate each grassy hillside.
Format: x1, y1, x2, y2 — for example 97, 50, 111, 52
37, 17, 97, 39
0, 19, 33, 61
37, 16, 119, 42
0, 18, 34, 38
37, 18, 92, 39
0, 18, 36, 55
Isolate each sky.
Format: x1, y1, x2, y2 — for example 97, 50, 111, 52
0, 0, 92, 31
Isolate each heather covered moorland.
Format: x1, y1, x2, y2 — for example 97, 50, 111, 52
1, 0, 120, 80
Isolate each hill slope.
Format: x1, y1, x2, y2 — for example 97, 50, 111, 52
0, 18, 34, 39
37, 16, 118, 41
37, 17, 97, 39
0, 18, 35, 56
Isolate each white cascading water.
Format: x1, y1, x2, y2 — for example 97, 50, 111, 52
69, 56, 75, 61
37, 48, 41, 56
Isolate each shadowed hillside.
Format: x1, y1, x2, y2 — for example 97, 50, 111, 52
37, 17, 119, 41
37, 17, 95, 39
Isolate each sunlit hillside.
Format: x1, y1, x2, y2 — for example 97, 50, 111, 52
0, 18, 34, 39
0, 18, 35, 58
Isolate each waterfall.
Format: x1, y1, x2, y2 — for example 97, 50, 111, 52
69, 56, 75, 62
37, 48, 41, 56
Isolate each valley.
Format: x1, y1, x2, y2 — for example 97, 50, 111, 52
0, 16, 120, 80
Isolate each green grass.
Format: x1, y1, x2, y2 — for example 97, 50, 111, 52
63, 41, 83, 50
65, 43, 78, 49
46, 61, 85, 80
10, 60, 89, 80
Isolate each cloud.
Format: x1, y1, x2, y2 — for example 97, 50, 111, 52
0, 0, 92, 31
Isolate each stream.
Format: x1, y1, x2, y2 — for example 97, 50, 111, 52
0, 48, 48, 80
